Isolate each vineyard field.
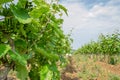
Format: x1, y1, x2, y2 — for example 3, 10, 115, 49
0, 0, 120, 80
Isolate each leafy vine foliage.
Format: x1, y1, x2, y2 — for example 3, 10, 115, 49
0, 0, 71, 80
75, 31, 120, 55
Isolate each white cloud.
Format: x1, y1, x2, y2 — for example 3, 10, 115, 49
61, 0, 120, 49
89, 2, 120, 18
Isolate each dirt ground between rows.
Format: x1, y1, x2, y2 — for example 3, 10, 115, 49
61, 56, 120, 80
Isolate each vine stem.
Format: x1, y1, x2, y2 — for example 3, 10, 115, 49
0, 38, 15, 80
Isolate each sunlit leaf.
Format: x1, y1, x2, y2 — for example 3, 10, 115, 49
40, 65, 53, 80
59, 4, 68, 15
30, 5, 49, 18
10, 5, 32, 24
0, 44, 11, 58
9, 50, 27, 65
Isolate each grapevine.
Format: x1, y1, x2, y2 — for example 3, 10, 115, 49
0, 0, 71, 80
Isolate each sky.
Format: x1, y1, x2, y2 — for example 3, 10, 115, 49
60, 0, 120, 49
0, 0, 120, 50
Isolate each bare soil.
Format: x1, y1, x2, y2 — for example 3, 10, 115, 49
61, 55, 120, 80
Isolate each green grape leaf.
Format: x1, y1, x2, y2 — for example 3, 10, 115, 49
10, 5, 32, 24
15, 39, 27, 53
16, 64, 28, 80
35, 47, 59, 60
20, 25, 27, 37
52, 22, 64, 38
9, 50, 27, 65
30, 5, 49, 18
59, 4, 68, 15
40, 65, 53, 80
15, 39, 27, 49
0, 0, 13, 5
0, 44, 11, 58
48, 63, 60, 80
32, 0, 43, 6
52, 4, 60, 12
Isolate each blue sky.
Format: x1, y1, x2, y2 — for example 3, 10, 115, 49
0, 0, 120, 49
60, 0, 120, 49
